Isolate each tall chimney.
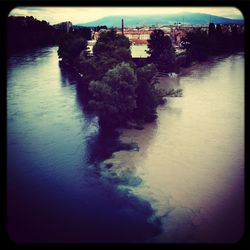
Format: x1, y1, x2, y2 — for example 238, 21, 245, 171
122, 19, 124, 36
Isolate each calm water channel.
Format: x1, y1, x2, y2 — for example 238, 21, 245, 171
7, 46, 244, 243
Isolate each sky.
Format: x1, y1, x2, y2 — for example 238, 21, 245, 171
9, 7, 243, 25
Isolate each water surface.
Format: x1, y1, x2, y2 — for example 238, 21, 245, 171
7, 46, 159, 243
105, 53, 244, 242
7, 46, 244, 243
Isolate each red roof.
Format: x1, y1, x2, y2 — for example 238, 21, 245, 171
131, 39, 148, 44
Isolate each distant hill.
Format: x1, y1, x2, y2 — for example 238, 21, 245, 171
77, 12, 244, 27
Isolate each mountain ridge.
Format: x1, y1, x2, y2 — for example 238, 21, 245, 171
76, 12, 244, 27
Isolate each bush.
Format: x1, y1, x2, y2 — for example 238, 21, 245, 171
88, 62, 138, 127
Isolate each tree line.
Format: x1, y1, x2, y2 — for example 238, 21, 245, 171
7, 16, 93, 54
7, 16, 56, 53
181, 23, 244, 65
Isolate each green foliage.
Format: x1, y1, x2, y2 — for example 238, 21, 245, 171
165, 88, 183, 97
58, 34, 88, 64
8, 16, 56, 53
71, 26, 92, 40
83, 30, 165, 128
88, 62, 163, 127
93, 29, 131, 61
181, 30, 209, 63
182, 23, 244, 65
147, 30, 171, 58
88, 62, 138, 127
157, 47, 176, 72
77, 55, 97, 82
94, 29, 131, 55
147, 29, 176, 72
58, 28, 168, 129
78, 29, 133, 83
93, 25, 108, 32
135, 64, 161, 122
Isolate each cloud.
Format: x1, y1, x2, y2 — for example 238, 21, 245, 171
9, 8, 29, 16
9, 7, 243, 25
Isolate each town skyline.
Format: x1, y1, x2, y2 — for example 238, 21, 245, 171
10, 7, 243, 25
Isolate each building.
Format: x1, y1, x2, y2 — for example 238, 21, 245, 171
116, 28, 151, 44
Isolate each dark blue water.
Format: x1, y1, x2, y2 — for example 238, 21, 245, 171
7, 46, 160, 243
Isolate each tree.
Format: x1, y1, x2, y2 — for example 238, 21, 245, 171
75, 29, 134, 89
95, 25, 108, 32
71, 26, 92, 40
181, 30, 209, 63
215, 24, 222, 36
135, 64, 161, 122
77, 55, 97, 83
93, 29, 131, 57
83, 29, 133, 81
88, 62, 138, 128
208, 23, 216, 37
157, 46, 176, 72
88, 62, 163, 128
58, 33, 88, 64
147, 29, 176, 72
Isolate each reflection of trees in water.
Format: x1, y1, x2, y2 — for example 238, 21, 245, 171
59, 62, 93, 117
59, 62, 79, 86
75, 80, 91, 112
57, 64, 164, 242
70, 69, 153, 174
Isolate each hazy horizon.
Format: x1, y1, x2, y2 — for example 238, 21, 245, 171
9, 7, 243, 25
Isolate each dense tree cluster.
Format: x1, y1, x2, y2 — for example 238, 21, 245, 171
134, 64, 163, 122
88, 62, 162, 128
58, 29, 164, 128
181, 23, 244, 64
73, 29, 133, 83
7, 16, 56, 53
182, 31, 210, 63
7, 15, 92, 55
70, 26, 92, 40
88, 63, 138, 127
147, 29, 176, 72
207, 23, 244, 55
58, 33, 89, 65
93, 25, 108, 32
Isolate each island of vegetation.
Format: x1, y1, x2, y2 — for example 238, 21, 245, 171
57, 22, 243, 129
57, 28, 187, 129
7, 16, 244, 130
58, 28, 172, 129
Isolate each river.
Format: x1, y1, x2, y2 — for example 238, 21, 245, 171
7, 46, 244, 243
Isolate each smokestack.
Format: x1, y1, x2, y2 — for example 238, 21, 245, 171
122, 19, 124, 36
